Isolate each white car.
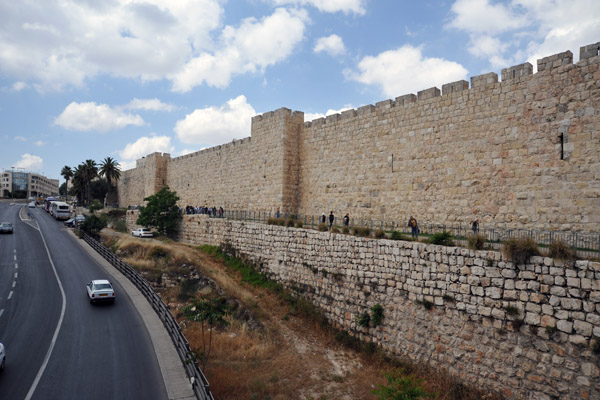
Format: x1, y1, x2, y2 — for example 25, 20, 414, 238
28, 201, 36, 208
131, 228, 153, 237
86, 280, 116, 304
0, 342, 5, 371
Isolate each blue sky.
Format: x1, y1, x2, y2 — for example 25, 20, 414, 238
1, 0, 599, 181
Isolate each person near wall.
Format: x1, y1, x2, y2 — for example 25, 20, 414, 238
343, 213, 350, 227
321, 212, 326, 224
276, 208, 281, 219
329, 211, 335, 229
472, 219, 479, 234
408, 216, 419, 240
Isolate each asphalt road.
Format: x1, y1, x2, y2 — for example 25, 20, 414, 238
0, 202, 168, 400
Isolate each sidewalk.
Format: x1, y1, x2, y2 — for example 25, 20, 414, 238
69, 229, 195, 400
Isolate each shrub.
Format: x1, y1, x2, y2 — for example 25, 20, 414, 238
113, 219, 128, 233
357, 311, 371, 327
331, 226, 340, 233
177, 279, 197, 301
545, 325, 558, 336
548, 240, 576, 261
149, 247, 170, 259
504, 305, 520, 316
88, 199, 104, 213
342, 226, 350, 234
107, 209, 127, 218
467, 234, 486, 250
294, 220, 303, 228
374, 229, 386, 239
267, 217, 286, 226
371, 304, 384, 327
390, 231, 407, 241
285, 219, 295, 227
429, 231, 455, 246
353, 227, 371, 237
503, 237, 540, 264
318, 223, 328, 231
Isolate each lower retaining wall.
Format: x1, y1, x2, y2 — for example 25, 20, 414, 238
128, 212, 600, 399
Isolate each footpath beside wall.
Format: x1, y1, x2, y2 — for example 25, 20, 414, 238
126, 212, 600, 399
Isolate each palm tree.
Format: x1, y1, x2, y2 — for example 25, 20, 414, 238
80, 160, 98, 205
99, 157, 121, 206
60, 166, 73, 201
70, 165, 85, 205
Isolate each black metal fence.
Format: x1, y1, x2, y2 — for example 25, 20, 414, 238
81, 232, 214, 400
215, 210, 600, 258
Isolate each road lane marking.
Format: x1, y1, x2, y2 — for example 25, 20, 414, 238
25, 225, 67, 400
12, 281, 16, 288
15, 263, 18, 269
0, 309, 3, 318
15, 272, 18, 278
8, 291, 13, 300
14, 255, 16, 261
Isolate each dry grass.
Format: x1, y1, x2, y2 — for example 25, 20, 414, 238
102, 231, 504, 400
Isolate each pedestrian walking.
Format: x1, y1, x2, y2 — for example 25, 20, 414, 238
408, 215, 419, 240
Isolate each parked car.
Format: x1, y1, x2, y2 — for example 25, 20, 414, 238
131, 228, 153, 238
28, 201, 36, 208
0, 222, 13, 234
64, 218, 75, 227
0, 342, 5, 371
86, 280, 115, 304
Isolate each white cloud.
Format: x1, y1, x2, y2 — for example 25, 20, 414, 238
346, 45, 468, 97
174, 95, 256, 145
14, 136, 27, 142
314, 34, 346, 56
34, 140, 46, 147
448, 0, 600, 69
123, 98, 176, 112
305, 106, 354, 122
171, 8, 307, 92
54, 102, 146, 132
273, 0, 366, 15
118, 135, 174, 162
14, 154, 43, 171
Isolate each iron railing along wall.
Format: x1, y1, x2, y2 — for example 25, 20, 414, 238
81, 232, 214, 400
211, 210, 600, 258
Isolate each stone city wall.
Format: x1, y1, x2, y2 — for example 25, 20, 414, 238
124, 212, 600, 400
117, 42, 600, 232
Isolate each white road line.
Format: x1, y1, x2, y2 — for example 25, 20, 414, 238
15, 263, 18, 269
8, 291, 13, 300
14, 255, 16, 261
15, 272, 18, 279
25, 223, 67, 400
0, 309, 3, 318
13, 281, 16, 288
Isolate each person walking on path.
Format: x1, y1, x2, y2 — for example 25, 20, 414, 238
472, 219, 479, 234
343, 213, 350, 227
321, 212, 326, 224
408, 216, 419, 240
329, 211, 335, 230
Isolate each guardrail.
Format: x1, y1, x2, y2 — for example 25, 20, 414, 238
81, 231, 214, 400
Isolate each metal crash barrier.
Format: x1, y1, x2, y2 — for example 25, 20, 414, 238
81, 232, 214, 400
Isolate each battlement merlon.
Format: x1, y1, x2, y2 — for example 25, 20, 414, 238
580, 42, 600, 59
537, 51, 573, 72
501, 62, 533, 81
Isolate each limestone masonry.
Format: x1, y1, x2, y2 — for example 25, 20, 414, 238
118, 41, 600, 232
125, 211, 600, 399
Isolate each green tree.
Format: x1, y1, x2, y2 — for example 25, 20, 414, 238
99, 157, 121, 205
136, 187, 182, 237
81, 159, 98, 205
59, 182, 68, 196
79, 214, 107, 238
181, 295, 230, 372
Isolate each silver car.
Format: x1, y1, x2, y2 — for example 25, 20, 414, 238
0, 222, 13, 234
86, 280, 116, 304
0, 342, 5, 371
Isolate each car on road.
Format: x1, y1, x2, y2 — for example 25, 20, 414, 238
64, 215, 86, 227
86, 280, 116, 304
0, 222, 13, 234
28, 201, 36, 208
0, 342, 5, 371
131, 227, 153, 238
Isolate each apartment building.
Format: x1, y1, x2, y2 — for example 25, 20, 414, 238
1, 170, 59, 199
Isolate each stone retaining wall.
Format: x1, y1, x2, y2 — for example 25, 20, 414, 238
125, 212, 600, 399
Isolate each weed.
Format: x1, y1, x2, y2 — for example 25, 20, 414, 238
548, 240, 576, 261
504, 305, 520, 316
150, 246, 170, 259
442, 294, 455, 302
113, 219, 128, 233
528, 325, 539, 335
178, 278, 198, 302
285, 219, 295, 227
371, 304, 384, 327
467, 234, 486, 250
331, 226, 340, 233
357, 311, 371, 327
295, 220, 303, 228
318, 223, 328, 232
353, 227, 371, 237
511, 319, 525, 330
428, 231, 455, 246
372, 369, 435, 400
342, 226, 350, 234
545, 325, 558, 336
503, 237, 540, 264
